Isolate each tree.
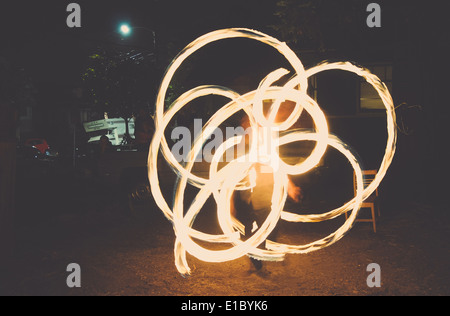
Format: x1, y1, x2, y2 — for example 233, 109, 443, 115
81, 46, 157, 143
270, 0, 362, 52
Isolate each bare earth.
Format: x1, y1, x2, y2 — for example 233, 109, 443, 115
1, 178, 448, 296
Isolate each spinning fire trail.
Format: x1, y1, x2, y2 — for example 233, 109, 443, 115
148, 29, 397, 276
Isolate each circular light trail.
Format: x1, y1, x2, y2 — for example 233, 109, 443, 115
148, 29, 397, 276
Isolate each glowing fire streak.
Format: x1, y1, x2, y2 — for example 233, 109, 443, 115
148, 28, 397, 276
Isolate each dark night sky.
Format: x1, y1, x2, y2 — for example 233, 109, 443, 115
0, 0, 448, 104
0, 0, 278, 86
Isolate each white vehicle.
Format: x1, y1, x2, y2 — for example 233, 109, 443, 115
84, 118, 135, 146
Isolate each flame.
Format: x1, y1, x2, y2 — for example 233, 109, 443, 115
148, 29, 397, 276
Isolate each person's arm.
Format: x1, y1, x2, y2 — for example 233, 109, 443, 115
287, 178, 302, 203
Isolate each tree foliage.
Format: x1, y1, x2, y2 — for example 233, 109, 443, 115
270, 0, 362, 52
81, 47, 157, 121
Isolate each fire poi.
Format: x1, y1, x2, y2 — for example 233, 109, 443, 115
148, 28, 397, 276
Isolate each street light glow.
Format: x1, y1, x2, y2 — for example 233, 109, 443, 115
119, 23, 131, 36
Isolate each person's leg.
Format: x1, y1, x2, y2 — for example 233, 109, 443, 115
249, 207, 277, 271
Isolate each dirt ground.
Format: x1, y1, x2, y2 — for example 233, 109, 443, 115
1, 163, 449, 297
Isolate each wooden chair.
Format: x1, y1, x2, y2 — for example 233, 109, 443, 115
346, 170, 380, 232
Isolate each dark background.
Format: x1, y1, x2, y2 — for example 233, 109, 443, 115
1, 0, 448, 203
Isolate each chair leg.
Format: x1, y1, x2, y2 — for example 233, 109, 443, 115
371, 204, 376, 233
